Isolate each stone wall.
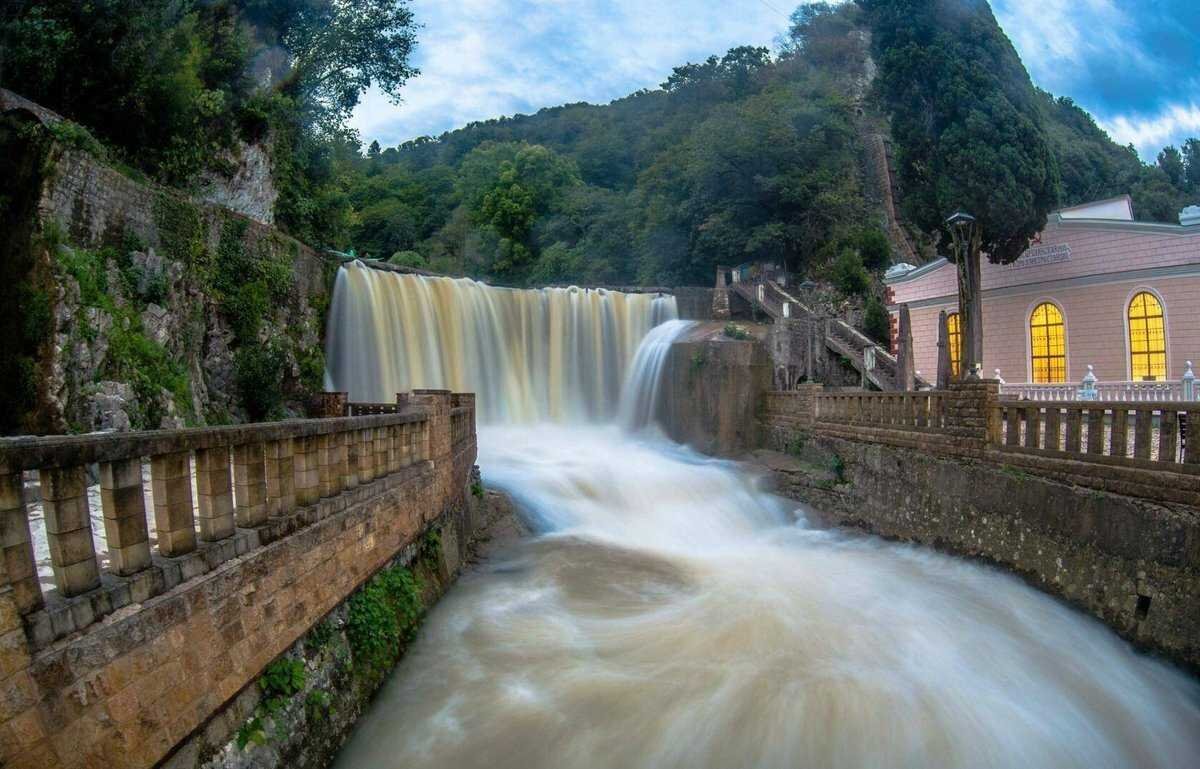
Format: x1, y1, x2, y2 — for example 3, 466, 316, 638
670, 287, 714, 321
0, 392, 484, 769
756, 383, 1200, 671
660, 335, 772, 455
2, 104, 336, 435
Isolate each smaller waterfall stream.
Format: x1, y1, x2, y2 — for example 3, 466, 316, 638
617, 319, 696, 430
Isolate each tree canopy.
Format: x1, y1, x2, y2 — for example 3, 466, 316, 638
860, 0, 1059, 264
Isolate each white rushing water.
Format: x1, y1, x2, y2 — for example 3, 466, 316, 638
328, 269, 1200, 768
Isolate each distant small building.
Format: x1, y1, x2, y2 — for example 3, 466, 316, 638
885, 196, 1200, 395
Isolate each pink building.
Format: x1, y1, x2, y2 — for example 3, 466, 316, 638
885, 196, 1200, 397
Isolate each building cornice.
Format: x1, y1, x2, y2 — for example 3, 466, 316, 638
887, 261, 1200, 311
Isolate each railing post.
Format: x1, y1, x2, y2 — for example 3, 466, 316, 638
99, 458, 153, 574
194, 447, 235, 541
373, 426, 388, 477
233, 442, 268, 527
293, 435, 320, 507
265, 438, 296, 516
357, 428, 374, 482
151, 451, 197, 557
1184, 362, 1196, 401
1, 471, 43, 612
42, 466, 101, 596
317, 433, 337, 498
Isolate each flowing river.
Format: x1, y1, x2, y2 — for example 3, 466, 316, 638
325, 265, 1200, 769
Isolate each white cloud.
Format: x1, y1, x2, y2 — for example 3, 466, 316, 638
349, 0, 790, 146
1101, 103, 1200, 156
992, 0, 1151, 92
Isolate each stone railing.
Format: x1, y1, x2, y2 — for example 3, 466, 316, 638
0, 390, 478, 769
1000, 380, 1191, 402
761, 381, 1199, 507
992, 400, 1198, 468
0, 411, 435, 645
997, 362, 1197, 403
815, 391, 948, 431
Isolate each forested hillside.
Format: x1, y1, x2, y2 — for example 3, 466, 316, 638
335, 1, 1200, 287
3, 0, 1197, 289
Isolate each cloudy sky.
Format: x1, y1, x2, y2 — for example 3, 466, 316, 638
350, 0, 1199, 162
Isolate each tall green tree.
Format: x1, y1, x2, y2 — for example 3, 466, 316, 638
861, 0, 1059, 264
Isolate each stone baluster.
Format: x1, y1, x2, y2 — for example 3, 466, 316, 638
264, 438, 296, 516
317, 433, 337, 498
1, 471, 43, 612
342, 430, 359, 489
373, 427, 388, 477
294, 436, 320, 507
151, 452, 197, 557
99, 458, 152, 573
358, 429, 374, 482
388, 425, 400, 473
42, 466, 101, 596
1044, 407, 1062, 451
195, 447, 235, 541
233, 443, 268, 527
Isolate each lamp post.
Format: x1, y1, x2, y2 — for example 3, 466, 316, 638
946, 210, 982, 381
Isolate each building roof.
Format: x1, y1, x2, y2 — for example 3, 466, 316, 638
885, 196, 1200, 285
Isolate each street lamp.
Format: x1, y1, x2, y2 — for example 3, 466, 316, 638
946, 210, 982, 381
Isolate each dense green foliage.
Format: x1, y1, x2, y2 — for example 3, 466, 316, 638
4, 0, 1196, 301
334, 16, 880, 286
0, 0, 417, 240
861, 0, 1059, 263
346, 563, 422, 682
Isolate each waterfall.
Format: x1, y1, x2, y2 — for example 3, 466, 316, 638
617, 319, 695, 430
323, 261, 677, 422
327, 260, 1200, 769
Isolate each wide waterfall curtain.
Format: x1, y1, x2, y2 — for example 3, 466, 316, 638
323, 262, 678, 423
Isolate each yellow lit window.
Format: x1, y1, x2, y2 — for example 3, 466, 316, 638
1029, 302, 1066, 383
1128, 292, 1166, 381
946, 312, 962, 379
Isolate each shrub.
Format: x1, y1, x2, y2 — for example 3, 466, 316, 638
234, 343, 286, 421
854, 227, 891, 271
863, 296, 890, 344
388, 250, 427, 269
831, 248, 869, 296
346, 565, 422, 681
723, 322, 751, 340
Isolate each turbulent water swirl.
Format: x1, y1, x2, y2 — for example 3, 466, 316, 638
327, 265, 1200, 769
323, 261, 677, 422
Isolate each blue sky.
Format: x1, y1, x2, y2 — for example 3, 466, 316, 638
349, 0, 1200, 162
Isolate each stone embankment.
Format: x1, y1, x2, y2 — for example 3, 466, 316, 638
0, 390, 506, 769
754, 381, 1200, 671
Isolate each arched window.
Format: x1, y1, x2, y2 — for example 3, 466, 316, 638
1029, 302, 1066, 383
1128, 292, 1166, 381
946, 312, 962, 378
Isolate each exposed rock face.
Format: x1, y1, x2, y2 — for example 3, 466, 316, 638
199, 141, 279, 225
5, 123, 334, 435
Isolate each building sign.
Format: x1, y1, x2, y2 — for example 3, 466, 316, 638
1009, 243, 1071, 268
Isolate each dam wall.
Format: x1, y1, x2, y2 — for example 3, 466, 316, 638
756, 382, 1200, 670
0, 391, 487, 769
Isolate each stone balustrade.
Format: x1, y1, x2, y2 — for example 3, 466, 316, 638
992, 400, 1200, 467
0, 390, 478, 769
761, 381, 1200, 508
0, 404, 442, 645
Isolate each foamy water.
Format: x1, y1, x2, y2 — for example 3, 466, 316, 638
333, 426, 1200, 769
328, 268, 1200, 768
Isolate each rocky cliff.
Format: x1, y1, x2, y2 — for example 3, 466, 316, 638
1, 98, 334, 436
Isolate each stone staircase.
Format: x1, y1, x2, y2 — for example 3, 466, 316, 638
732, 276, 922, 391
